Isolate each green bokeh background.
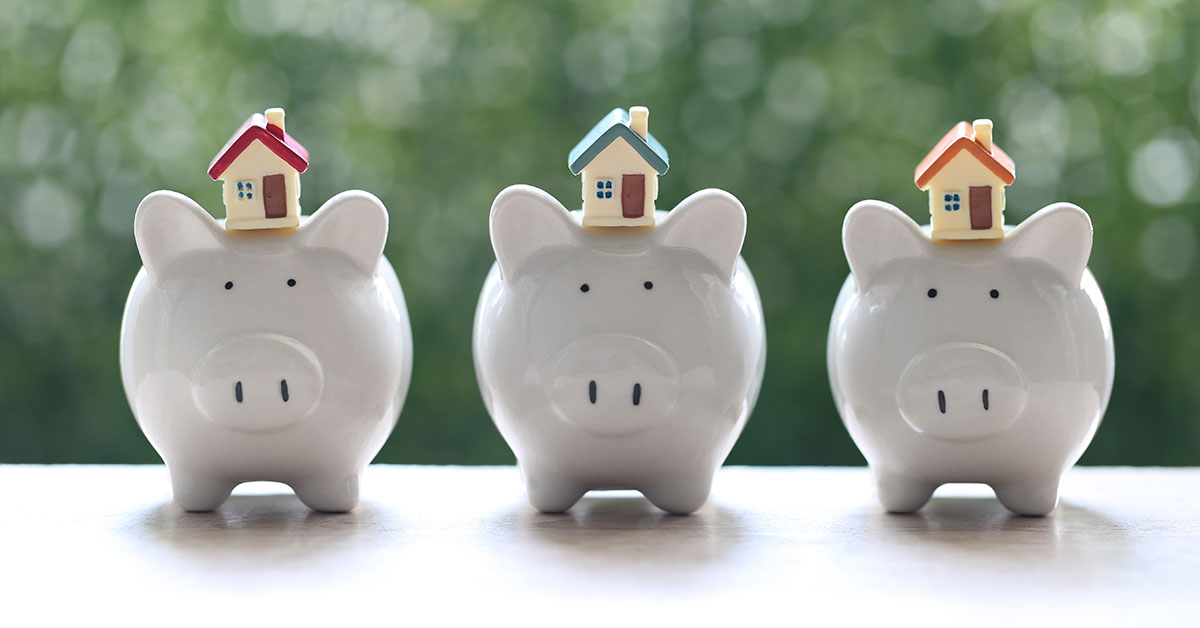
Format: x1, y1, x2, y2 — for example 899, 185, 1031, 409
2, 0, 1198, 465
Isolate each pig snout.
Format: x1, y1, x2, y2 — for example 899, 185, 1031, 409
897, 342, 1027, 442
547, 334, 680, 436
192, 333, 324, 433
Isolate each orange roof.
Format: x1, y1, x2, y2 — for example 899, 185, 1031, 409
914, 121, 1015, 189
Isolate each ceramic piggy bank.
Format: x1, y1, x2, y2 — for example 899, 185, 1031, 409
828, 201, 1113, 515
120, 190, 412, 512
473, 185, 766, 514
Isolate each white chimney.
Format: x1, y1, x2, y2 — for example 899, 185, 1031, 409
973, 118, 993, 153
630, 106, 649, 139
265, 108, 286, 134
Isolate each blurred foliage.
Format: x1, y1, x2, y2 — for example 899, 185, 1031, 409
1, 0, 1199, 465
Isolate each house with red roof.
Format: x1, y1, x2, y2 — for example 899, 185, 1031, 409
208, 108, 309, 230
914, 119, 1015, 240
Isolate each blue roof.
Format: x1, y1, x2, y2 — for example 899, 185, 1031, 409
567, 108, 669, 175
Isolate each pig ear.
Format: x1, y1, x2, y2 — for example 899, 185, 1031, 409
134, 190, 224, 284
1005, 202, 1093, 286
490, 184, 578, 280
301, 191, 389, 275
656, 189, 746, 282
842, 200, 928, 288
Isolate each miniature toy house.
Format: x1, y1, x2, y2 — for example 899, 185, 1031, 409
208, 108, 309, 230
914, 119, 1015, 240
568, 106, 669, 227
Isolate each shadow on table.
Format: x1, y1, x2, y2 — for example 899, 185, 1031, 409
487, 491, 751, 570
129, 490, 395, 565
846, 493, 1131, 569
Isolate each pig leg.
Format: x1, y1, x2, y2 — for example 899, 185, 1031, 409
522, 466, 586, 513
168, 467, 236, 512
991, 477, 1061, 516
641, 471, 715, 515
873, 470, 937, 513
291, 474, 360, 513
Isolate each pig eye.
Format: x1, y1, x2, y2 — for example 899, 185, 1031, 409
224, 281, 233, 290
287, 278, 297, 287
579, 283, 590, 293
643, 281, 653, 290
990, 289, 999, 299
927, 288, 937, 298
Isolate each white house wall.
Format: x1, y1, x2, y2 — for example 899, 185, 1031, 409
926, 152, 1006, 238
580, 137, 658, 227
218, 139, 301, 229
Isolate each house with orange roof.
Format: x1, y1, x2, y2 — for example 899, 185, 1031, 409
208, 108, 309, 230
914, 119, 1015, 240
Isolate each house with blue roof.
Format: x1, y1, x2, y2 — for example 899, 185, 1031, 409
568, 106, 669, 227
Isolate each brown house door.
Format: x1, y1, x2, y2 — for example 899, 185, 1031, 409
622, 174, 645, 218
969, 186, 992, 230
263, 174, 287, 218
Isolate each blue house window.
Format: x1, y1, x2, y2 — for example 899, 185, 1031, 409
595, 179, 613, 199
236, 180, 255, 201
943, 192, 960, 211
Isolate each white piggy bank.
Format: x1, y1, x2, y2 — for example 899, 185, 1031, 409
828, 201, 1114, 515
120, 190, 412, 512
473, 185, 766, 514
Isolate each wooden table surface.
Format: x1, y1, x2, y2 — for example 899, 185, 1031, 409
2, 465, 1197, 626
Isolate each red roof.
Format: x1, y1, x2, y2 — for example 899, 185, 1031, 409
914, 121, 1015, 189
207, 113, 309, 180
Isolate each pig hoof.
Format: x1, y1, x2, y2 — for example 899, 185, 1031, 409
992, 479, 1061, 516
641, 476, 713, 515
875, 474, 937, 513
523, 472, 586, 513
169, 470, 236, 512
291, 475, 360, 513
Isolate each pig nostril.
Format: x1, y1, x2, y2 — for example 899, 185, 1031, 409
280, 379, 289, 402
937, 390, 946, 414
235, 381, 243, 403
632, 383, 642, 406
982, 388, 989, 411
588, 380, 597, 404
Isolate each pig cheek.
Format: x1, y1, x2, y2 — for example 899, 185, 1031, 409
132, 371, 194, 450
842, 290, 921, 410
521, 270, 602, 356
490, 281, 561, 409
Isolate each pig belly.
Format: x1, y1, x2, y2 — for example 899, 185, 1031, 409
501, 404, 747, 483
841, 383, 1103, 484
132, 376, 394, 482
